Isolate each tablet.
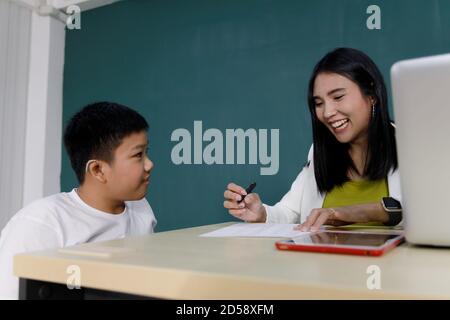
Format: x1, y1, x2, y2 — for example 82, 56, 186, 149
275, 230, 405, 256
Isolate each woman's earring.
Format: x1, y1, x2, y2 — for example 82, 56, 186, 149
372, 104, 376, 119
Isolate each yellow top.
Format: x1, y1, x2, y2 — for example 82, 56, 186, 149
323, 178, 389, 226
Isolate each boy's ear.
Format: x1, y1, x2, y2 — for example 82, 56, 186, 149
86, 160, 108, 184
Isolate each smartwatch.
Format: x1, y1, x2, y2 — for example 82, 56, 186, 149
381, 197, 402, 226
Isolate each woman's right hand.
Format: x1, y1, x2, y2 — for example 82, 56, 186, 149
223, 182, 267, 222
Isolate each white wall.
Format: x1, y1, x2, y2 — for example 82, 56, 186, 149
0, 0, 122, 231
23, 10, 65, 205
0, 0, 65, 231
0, 0, 32, 231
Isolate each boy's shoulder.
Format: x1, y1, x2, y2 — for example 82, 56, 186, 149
13, 191, 75, 225
125, 197, 157, 231
11, 191, 155, 229
126, 195, 149, 207
125, 197, 155, 216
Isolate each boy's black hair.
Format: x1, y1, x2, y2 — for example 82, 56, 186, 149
307, 48, 398, 194
64, 102, 149, 184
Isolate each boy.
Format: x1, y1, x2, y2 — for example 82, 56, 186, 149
0, 102, 156, 299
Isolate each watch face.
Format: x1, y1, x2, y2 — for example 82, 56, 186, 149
384, 197, 401, 210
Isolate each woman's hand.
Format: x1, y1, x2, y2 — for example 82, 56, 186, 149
294, 202, 389, 232
223, 182, 267, 222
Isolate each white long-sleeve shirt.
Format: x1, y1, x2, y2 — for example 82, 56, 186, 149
264, 144, 402, 224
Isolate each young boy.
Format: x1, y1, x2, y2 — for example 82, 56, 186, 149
0, 102, 156, 299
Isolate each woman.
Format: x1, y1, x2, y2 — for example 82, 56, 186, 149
223, 48, 402, 231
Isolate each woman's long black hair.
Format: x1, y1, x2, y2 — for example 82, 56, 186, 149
307, 48, 398, 194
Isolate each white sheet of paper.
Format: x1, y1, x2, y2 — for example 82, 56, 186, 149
200, 223, 311, 238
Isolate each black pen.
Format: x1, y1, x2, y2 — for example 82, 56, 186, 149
238, 182, 256, 203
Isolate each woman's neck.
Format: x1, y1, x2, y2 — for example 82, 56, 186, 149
348, 138, 369, 180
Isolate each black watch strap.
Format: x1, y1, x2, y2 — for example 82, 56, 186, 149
382, 197, 403, 226
383, 211, 402, 226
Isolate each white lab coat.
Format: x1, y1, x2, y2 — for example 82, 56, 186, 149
263, 144, 402, 224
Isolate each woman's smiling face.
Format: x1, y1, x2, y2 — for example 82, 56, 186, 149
313, 72, 374, 145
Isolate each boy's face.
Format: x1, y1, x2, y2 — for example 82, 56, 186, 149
105, 131, 153, 201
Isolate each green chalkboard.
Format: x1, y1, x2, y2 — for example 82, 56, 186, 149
62, 0, 450, 231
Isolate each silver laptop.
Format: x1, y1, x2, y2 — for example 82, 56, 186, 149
391, 53, 450, 247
